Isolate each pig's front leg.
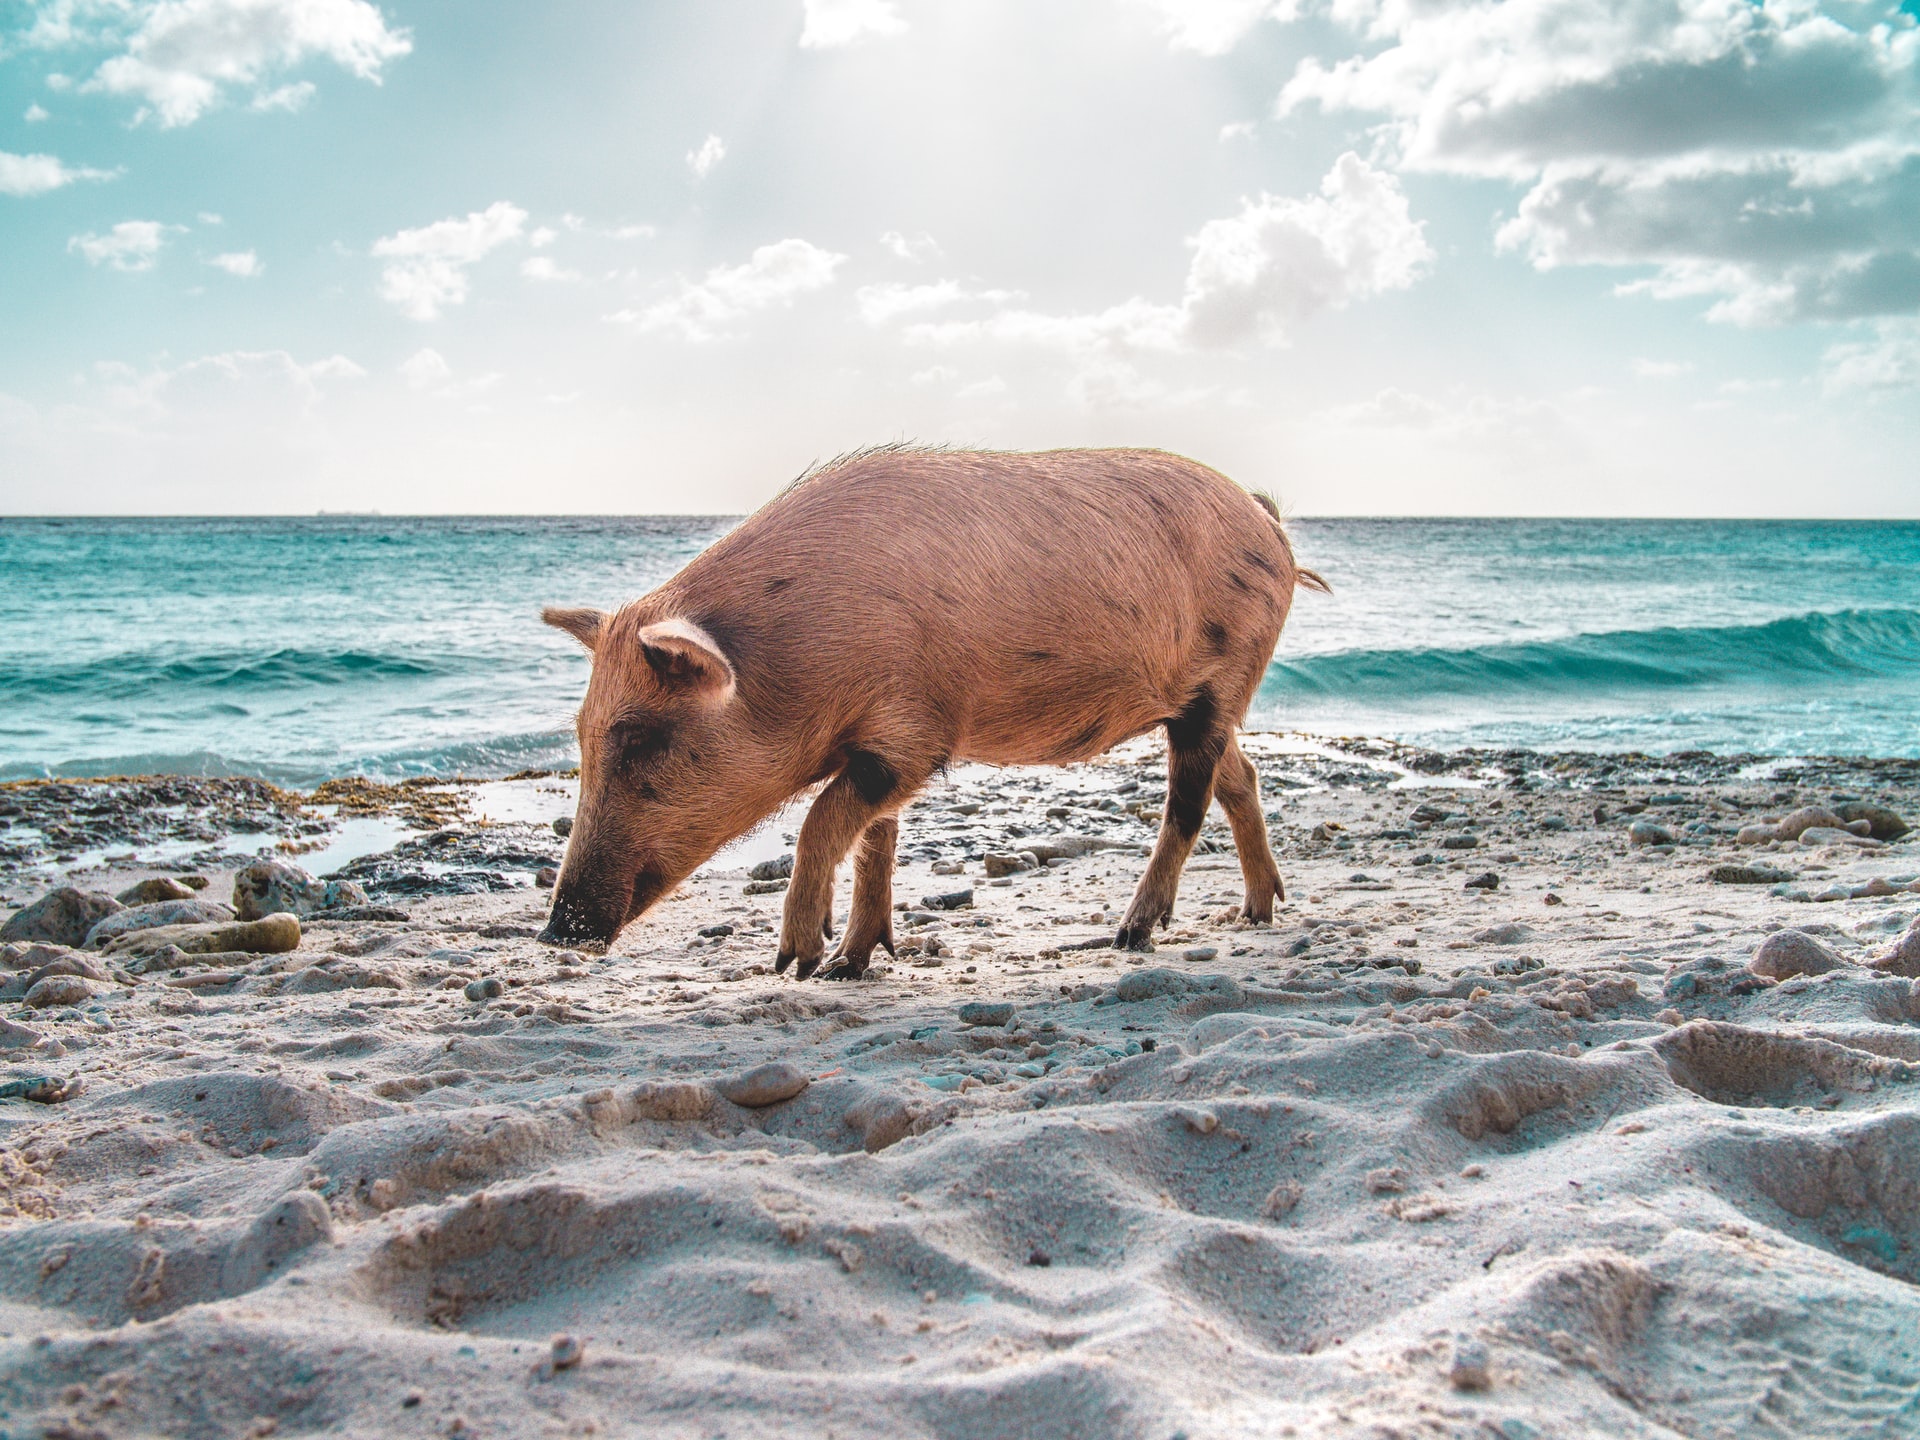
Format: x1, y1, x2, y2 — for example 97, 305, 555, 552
820, 815, 898, 981
776, 753, 908, 980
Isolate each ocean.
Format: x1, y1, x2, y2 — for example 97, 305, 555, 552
1, 516, 1915, 786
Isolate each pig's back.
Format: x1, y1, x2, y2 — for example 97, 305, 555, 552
668, 447, 1299, 766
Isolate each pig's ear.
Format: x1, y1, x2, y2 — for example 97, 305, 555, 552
637, 619, 735, 704
543, 606, 607, 652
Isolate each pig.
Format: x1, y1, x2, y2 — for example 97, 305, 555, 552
539, 445, 1327, 976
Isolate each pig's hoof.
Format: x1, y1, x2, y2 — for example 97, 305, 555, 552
820, 956, 870, 981
774, 948, 796, 974
1113, 924, 1156, 953
794, 953, 825, 981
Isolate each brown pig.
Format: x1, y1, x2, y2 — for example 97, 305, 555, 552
539, 445, 1326, 976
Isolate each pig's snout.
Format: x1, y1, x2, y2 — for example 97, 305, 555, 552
539, 862, 667, 950
537, 888, 617, 951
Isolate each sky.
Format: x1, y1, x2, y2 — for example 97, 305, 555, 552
1, 0, 1916, 517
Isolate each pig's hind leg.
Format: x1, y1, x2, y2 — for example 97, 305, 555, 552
1115, 688, 1230, 951
819, 815, 899, 981
777, 751, 918, 980
1213, 732, 1285, 920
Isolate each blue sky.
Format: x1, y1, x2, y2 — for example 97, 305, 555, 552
1, 0, 1916, 515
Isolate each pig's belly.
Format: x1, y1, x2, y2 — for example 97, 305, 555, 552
953, 678, 1176, 769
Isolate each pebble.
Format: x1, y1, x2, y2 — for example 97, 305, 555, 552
103, 911, 301, 957
1441, 834, 1480, 850
1181, 946, 1218, 963
750, 854, 794, 882
1874, 919, 1920, 978
1261, 1180, 1303, 1218
232, 859, 368, 921
743, 879, 789, 896
1471, 923, 1530, 945
1709, 863, 1796, 885
535, 867, 558, 888
921, 888, 975, 911
957, 1001, 1015, 1028
25, 974, 92, 1008
717, 1061, 810, 1108
550, 1334, 583, 1370
1799, 826, 1882, 849
84, 898, 234, 948
0, 888, 124, 948
1463, 872, 1500, 891
984, 852, 1038, 877
1628, 821, 1675, 847
1449, 1336, 1492, 1390
1749, 929, 1845, 981
115, 877, 196, 905
1835, 802, 1910, 840
464, 977, 505, 1001
552, 815, 574, 837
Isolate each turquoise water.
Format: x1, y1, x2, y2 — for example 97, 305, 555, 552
1, 516, 1915, 784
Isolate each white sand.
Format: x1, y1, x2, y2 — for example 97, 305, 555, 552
3, 740, 1919, 1439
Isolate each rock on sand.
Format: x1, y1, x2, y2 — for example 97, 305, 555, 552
1, 888, 123, 947
1749, 929, 1846, 980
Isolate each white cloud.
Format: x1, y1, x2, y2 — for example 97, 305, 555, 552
399, 347, 451, 390
1131, 0, 1293, 56
1630, 357, 1693, 378
68, 219, 172, 270
249, 79, 314, 112
880, 229, 940, 262
624, 238, 848, 341
1219, 120, 1257, 141
66, 0, 410, 127
799, 0, 905, 48
0, 148, 114, 196
686, 133, 725, 179
1822, 319, 1920, 391
529, 226, 556, 248
520, 255, 581, 282
854, 279, 1021, 325
1280, 0, 1920, 325
208, 249, 262, 277
24, 103, 50, 122
882, 153, 1430, 355
371, 200, 528, 320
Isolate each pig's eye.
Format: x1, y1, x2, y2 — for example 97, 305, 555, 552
612, 724, 671, 768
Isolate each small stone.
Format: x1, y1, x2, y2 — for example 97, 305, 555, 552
931, 859, 967, 876
25, 974, 92, 1009
957, 1001, 1016, 1028
750, 854, 794, 882
1177, 1106, 1218, 1134
1463, 872, 1500, 891
1365, 1166, 1408, 1195
743, 879, 789, 896
921, 888, 975, 911
535, 867, 558, 889
1471, 923, 1531, 946
175, 874, 210, 891
717, 1061, 810, 1108
102, 912, 300, 957
699, 923, 736, 939
1441, 834, 1480, 850
1773, 805, 1847, 841
84, 898, 234, 948
1799, 826, 1882, 849
1261, 1180, 1303, 1218
1026, 1248, 1052, 1267
1, 888, 124, 947
983, 852, 1038, 878
1628, 820, 1675, 847
1749, 929, 1845, 981
115, 877, 195, 905
552, 815, 574, 837
232, 859, 349, 921
1710, 863, 1796, 885
463, 977, 504, 1001
549, 1334, 583, 1371
1181, 946, 1218, 963
1449, 1336, 1492, 1391
1834, 802, 1910, 841
25, 952, 108, 987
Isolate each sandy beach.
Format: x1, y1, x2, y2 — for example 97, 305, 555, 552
0, 733, 1916, 1438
